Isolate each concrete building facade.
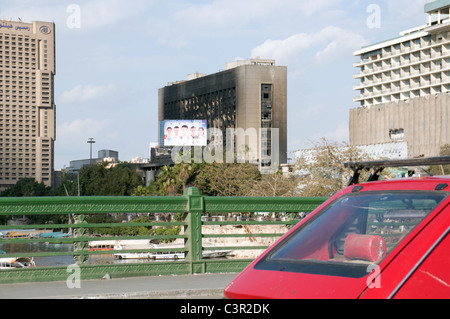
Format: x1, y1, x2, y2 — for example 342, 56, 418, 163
0, 20, 56, 190
350, 1, 450, 157
158, 58, 287, 170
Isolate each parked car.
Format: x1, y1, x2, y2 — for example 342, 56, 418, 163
224, 157, 450, 299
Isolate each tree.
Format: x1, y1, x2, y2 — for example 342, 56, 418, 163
154, 161, 298, 198
0, 178, 52, 197
295, 138, 371, 197
154, 162, 201, 196
156, 165, 182, 196
175, 163, 194, 192
0, 178, 58, 225
131, 185, 151, 196
78, 162, 143, 196
247, 172, 300, 197
194, 162, 261, 196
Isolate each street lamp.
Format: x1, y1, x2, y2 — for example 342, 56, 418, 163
87, 138, 95, 166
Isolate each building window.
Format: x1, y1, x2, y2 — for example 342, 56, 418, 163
390, 128, 404, 141
261, 84, 273, 168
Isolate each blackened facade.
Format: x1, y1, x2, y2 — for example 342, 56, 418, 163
158, 59, 287, 169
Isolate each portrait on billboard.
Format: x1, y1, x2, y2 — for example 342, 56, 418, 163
163, 120, 207, 146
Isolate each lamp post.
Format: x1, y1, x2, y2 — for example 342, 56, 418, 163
87, 138, 95, 166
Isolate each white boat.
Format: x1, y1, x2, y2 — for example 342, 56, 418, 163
0, 257, 35, 269
114, 251, 154, 260
88, 239, 151, 252
113, 243, 185, 260
113, 243, 233, 260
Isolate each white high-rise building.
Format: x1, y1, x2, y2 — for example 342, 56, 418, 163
350, 1, 450, 157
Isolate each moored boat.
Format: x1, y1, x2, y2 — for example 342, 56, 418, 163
0, 257, 35, 269
88, 240, 116, 251
113, 243, 233, 260
113, 243, 185, 260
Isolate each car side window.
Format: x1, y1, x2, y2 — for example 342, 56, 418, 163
256, 191, 447, 278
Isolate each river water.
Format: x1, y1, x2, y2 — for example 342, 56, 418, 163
0, 242, 162, 267
0, 242, 75, 266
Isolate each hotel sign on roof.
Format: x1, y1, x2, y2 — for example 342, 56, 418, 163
0, 20, 53, 36
0, 22, 30, 32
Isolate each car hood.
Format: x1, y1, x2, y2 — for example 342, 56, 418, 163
224, 267, 370, 299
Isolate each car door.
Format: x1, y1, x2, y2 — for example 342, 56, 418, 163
389, 225, 450, 298
360, 205, 450, 299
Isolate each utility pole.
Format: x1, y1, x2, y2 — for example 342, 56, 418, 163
87, 138, 95, 166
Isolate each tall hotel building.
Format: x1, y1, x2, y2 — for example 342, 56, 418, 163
0, 20, 56, 190
350, 1, 450, 158
158, 58, 287, 170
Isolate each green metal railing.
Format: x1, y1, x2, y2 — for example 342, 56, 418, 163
0, 188, 326, 283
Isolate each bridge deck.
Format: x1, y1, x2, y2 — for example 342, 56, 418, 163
0, 273, 237, 299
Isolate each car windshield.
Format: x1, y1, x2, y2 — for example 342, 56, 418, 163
255, 191, 448, 278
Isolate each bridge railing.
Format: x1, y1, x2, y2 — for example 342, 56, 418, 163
0, 188, 326, 283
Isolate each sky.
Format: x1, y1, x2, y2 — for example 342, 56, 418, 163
0, 0, 428, 169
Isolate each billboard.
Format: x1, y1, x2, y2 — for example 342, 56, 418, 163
162, 120, 207, 146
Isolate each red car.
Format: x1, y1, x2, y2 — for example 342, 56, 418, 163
224, 158, 450, 299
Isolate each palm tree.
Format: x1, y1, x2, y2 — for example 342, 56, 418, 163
175, 163, 194, 192
158, 166, 179, 196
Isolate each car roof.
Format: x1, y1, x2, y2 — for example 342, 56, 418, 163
350, 176, 450, 192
